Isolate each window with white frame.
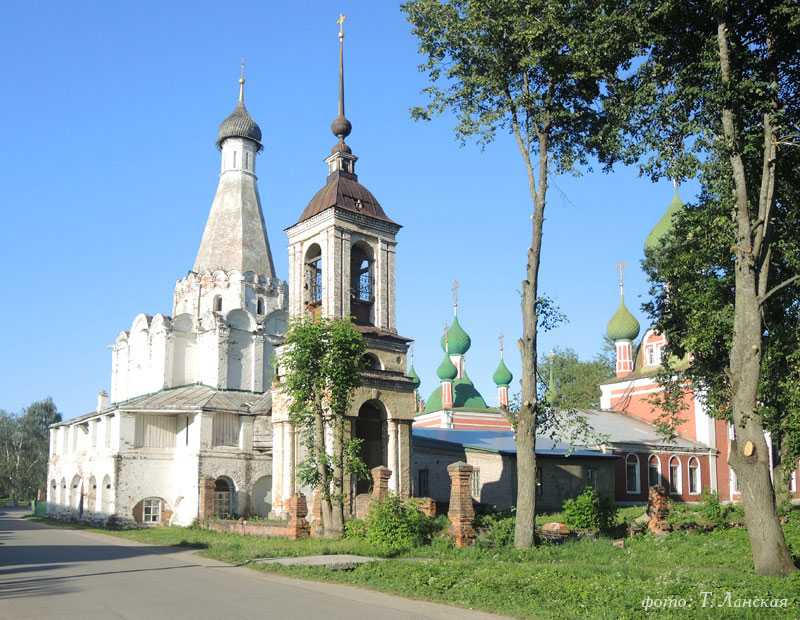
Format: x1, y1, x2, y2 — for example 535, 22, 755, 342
471, 468, 481, 499
688, 457, 701, 495
142, 498, 161, 524
645, 343, 663, 367
669, 456, 682, 494
625, 454, 641, 494
648, 455, 661, 487
730, 467, 738, 494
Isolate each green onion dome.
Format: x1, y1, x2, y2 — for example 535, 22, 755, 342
436, 353, 458, 381
492, 358, 513, 387
645, 191, 683, 253
423, 375, 489, 413
407, 365, 421, 389
439, 316, 472, 355
606, 297, 641, 342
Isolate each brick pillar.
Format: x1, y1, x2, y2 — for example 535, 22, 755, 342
310, 489, 324, 537
447, 461, 476, 547
371, 466, 392, 502
285, 493, 310, 540
198, 478, 215, 522
647, 485, 671, 535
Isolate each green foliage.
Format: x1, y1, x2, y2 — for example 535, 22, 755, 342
539, 347, 614, 410
0, 398, 61, 501
475, 512, 516, 548
343, 517, 368, 540
562, 487, 617, 532
365, 496, 431, 554
699, 491, 731, 529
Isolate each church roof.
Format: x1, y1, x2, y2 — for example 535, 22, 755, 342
53, 385, 272, 427
645, 190, 683, 253
216, 101, 262, 151
606, 296, 641, 342
297, 171, 395, 225
424, 374, 491, 413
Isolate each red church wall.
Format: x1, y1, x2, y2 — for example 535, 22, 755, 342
613, 450, 711, 503
607, 381, 698, 441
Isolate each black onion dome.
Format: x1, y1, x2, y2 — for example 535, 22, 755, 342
216, 102, 263, 151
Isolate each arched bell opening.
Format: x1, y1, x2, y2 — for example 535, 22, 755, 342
349, 242, 374, 325
353, 400, 388, 495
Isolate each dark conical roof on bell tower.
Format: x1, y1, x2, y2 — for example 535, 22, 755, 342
294, 15, 397, 227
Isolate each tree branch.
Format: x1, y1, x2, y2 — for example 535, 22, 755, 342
759, 274, 800, 305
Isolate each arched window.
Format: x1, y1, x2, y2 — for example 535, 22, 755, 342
213, 295, 223, 312
688, 457, 701, 495
256, 297, 265, 315
648, 454, 661, 488
350, 243, 374, 325
669, 456, 682, 495
362, 353, 381, 370
304, 244, 323, 315
625, 454, 640, 494
49, 479, 57, 503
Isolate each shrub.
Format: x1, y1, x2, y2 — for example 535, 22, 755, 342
365, 496, 429, 554
476, 513, 516, 548
562, 487, 617, 532
698, 490, 730, 528
344, 517, 368, 540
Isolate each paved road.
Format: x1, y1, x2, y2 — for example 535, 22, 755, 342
0, 510, 504, 620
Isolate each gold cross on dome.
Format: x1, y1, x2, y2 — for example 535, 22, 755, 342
337, 14, 346, 39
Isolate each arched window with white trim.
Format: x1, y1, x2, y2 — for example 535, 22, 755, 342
625, 454, 640, 494
648, 454, 661, 488
688, 457, 701, 495
669, 456, 682, 495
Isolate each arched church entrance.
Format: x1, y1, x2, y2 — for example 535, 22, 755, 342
354, 400, 388, 495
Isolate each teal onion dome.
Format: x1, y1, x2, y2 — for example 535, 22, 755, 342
436, 353, 458, 381
407, 365, 421, 389
645, 191, 683, 253
606, 297, 641, 341
493, 358, 513, 387
439, 316, 472, 355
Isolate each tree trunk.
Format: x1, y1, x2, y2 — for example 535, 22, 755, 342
328, 416, 345, 537
513, 128, 549, 548
314, 409, 333, 535
717, 18, 796, 577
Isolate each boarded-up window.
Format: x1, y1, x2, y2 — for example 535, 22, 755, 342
212, 413, 240, 447
134, 415, 177, 448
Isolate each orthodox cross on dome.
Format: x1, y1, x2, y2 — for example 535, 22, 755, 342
616, 261, 627, 298
498, 333, 504, 358
451, 279, 460, 316
443, 322, 449, 353
239, 58, 246, 103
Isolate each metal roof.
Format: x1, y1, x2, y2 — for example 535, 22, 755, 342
412, 429, 616, 458
53, 384, 271, 427
297, 171, 395, 225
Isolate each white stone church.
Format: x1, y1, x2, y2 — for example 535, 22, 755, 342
47, 30, 417, 526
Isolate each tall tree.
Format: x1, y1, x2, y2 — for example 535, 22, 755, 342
402, 0, 636, 546
607, 0, 800, 575
0, 398, 60, 502
279, 317, 367, 537
540, 348, 614, 410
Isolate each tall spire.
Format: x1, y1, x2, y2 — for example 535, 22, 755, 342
331, 14, 352, 142
239, 58, 246, 104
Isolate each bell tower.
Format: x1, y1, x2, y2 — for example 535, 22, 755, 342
271, 16, 416, 518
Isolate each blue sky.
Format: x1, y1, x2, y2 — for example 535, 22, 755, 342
0, 1, 696, 419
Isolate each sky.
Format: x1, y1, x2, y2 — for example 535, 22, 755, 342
0, 1, 697, 420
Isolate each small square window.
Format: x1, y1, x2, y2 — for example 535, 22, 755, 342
143, 498, 161, 524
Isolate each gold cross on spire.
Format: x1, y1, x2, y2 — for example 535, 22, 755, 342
451, 279, 459, 316
616, 261, 627, 298
337, 13, 346, 40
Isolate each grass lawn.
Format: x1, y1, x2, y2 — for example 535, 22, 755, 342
30, 509, 800, 620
